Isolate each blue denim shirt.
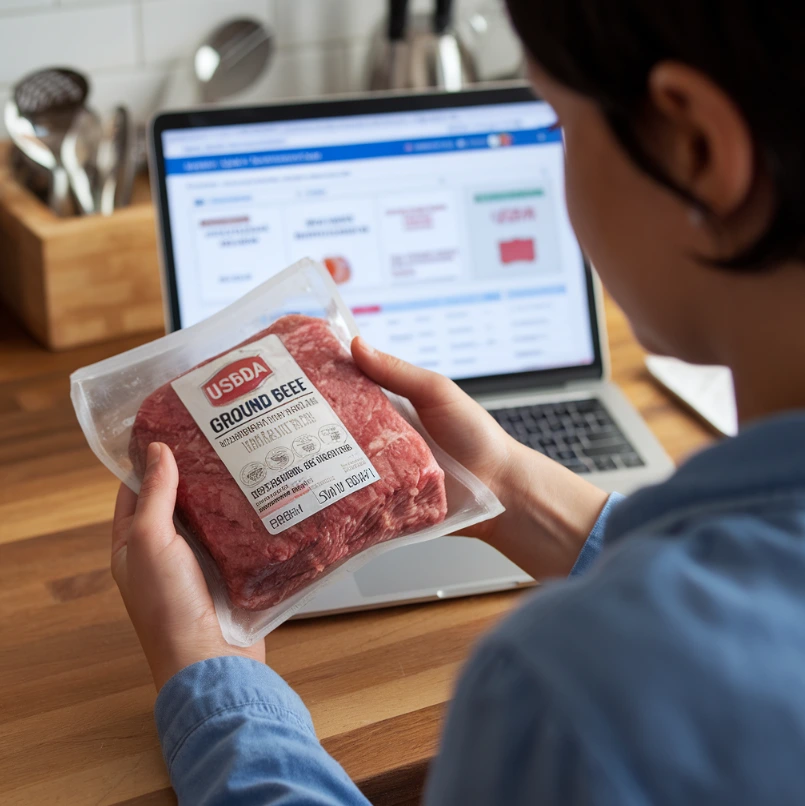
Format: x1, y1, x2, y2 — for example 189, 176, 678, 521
155, 413, 805, 804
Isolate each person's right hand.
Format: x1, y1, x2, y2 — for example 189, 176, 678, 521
352, 337, 609, 578
112, 443, 265, 692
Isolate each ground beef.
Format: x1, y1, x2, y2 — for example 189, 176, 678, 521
129, 315, 448, 611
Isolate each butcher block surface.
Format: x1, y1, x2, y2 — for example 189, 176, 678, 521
0, 299, 714, 806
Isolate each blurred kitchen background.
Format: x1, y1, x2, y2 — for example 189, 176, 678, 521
0, 0, 528, 351
0, 0, 522, 141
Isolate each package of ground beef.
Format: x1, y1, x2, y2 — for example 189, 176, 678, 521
72, 259, 503, 645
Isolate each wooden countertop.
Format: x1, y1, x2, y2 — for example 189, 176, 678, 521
0, 301, 714, 805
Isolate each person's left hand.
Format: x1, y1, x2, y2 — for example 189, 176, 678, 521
112, 442, 265, 691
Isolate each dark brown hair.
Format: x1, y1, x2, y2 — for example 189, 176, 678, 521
505, 0, 805, 270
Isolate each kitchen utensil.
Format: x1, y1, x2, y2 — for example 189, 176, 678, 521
389, 0, 408, 41
370, 0, 408, 91
368, 0, 478, 92
14, 67, 88, 122
4, 99, 72, 216
132, 124, 148, 175
156, 18, 274, 114
375, 0, 410, 90
194, 18, 275, 103
432, 0, 477, 91
96, 106, 136, 215
434, 0, 452, 35
112, 108, 137, 210
459, 11, 526, 82
9, 144, 51, 202
61, 107, 102, 215
8, 68, 89, 216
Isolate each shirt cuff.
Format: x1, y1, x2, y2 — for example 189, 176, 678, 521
569, 492, 625, 577
155, 655, 314, 771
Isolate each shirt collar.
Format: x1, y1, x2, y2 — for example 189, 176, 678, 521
606, 411, 805, 539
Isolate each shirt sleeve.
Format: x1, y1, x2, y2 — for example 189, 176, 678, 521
423, 640, 619, 806
155, 655, 371, 806
570, 492, 625, 577
424, 494, 627, 806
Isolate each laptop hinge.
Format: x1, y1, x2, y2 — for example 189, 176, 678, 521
472, 377, 605, 407
563, 377, 604, 391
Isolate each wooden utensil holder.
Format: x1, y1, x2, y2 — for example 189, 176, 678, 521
0, 142, 164, 350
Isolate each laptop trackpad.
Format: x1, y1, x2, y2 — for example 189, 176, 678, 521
353, 536, 528, 597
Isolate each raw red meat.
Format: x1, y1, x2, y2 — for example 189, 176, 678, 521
129, 315, 447, 611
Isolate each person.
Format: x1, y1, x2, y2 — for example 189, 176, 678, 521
111, 1, 805, 803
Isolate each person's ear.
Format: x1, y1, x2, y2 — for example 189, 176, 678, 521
644, 61, 755, 217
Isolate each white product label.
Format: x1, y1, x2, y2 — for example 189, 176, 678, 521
171, 334, 380, 534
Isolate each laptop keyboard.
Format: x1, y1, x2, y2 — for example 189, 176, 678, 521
488, 398, 645, 474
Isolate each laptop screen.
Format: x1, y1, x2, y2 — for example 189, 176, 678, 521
158, 95, 595, 382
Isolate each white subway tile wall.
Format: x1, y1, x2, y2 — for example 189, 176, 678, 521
0, 0, 520, 138
0, 0, 53, 10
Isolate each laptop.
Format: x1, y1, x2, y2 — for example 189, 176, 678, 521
150, 85, 673, 616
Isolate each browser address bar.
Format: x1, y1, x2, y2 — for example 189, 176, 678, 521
167, 119, 543, 158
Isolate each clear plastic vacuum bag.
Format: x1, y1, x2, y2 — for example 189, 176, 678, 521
71, 258, 503, 646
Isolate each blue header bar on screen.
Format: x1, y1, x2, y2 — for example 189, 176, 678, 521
164, 126, 562, 175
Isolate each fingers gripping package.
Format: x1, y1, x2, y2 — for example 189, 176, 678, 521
72, 260, 503, 645
130, 315, 447, 611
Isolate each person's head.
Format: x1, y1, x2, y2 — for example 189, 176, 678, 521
505, 1, 805, 365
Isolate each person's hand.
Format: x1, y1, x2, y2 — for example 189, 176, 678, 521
352, 337, 609, 578
112, 442, 265, 691
352, 337, 518, 538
